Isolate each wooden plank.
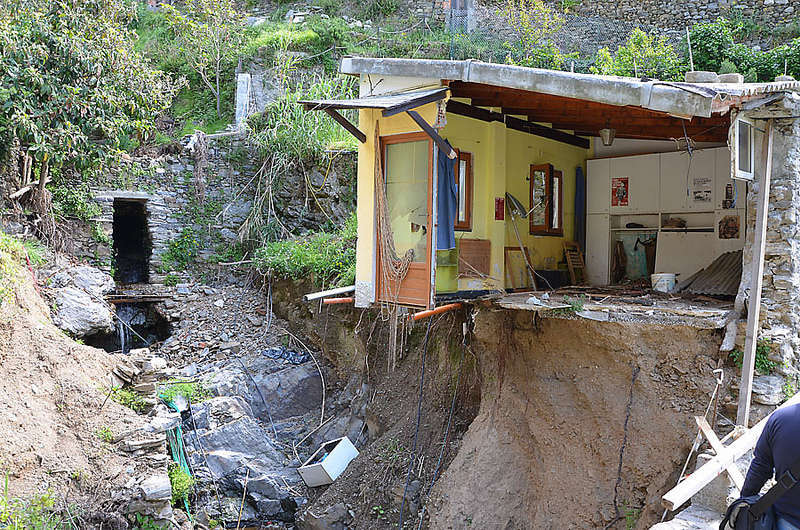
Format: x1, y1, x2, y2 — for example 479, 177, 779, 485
694, 416, 745, 491
663, 391, 800, 511
737, 119, 773, 427
458, 239, 491, 277
323, 108, 366, 143
406, 110, 457, 159
505, 116, 590, 149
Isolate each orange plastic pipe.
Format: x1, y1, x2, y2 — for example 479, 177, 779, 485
412, 302, 463, 321
322, 297, 354, 305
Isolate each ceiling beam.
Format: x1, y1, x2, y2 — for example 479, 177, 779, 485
447, 100, 589, 149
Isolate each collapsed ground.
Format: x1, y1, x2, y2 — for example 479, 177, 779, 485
0, 237, 750, 528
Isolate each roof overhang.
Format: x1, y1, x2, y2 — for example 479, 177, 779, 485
340, 57, 800, 119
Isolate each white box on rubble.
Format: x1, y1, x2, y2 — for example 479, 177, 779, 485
297, 436, 359, 487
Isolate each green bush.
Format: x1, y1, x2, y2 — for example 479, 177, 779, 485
592, 28, 686, 81
361, 0, 400, 19
729, 338, 778, 374
51, 183, 102, 222
245, 23, 321, 57
160, 380, 211, 404
0, 231, 28, 306
111, 387, 148, 414
254, 214, 356, 288
688, 18, 735, 72
0, 476, 61, 529
718, 59, 738, 74
167, 464, 194, 506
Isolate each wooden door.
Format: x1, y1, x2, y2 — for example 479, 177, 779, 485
377, 133, 434, 308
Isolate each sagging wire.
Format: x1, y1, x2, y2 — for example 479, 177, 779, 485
416, 311, 471, 530
398, 316, 435, 529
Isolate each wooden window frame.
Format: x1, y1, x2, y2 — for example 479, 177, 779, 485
529, 163, 563, 236
454, 150, 473, 232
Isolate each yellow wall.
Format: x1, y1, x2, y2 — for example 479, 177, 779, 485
504, 124, 588, 271
355, 95, 590, 302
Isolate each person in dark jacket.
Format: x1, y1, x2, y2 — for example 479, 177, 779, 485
741, 402, 800, 529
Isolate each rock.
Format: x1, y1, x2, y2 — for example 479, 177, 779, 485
121, 435, 166, 453
51, 265, 114, 295
190, 396, 253, 431
718, 73, 744, 83
146, 413, 181, 433
139, 474, 171, 501
213, 299, 225, 308
752, 375, 785, 405
298, 502, 352, 530
176, 283, 191, 295
206, 357, 322, 421
684, 70, 719, 83
53, 287, 114, 337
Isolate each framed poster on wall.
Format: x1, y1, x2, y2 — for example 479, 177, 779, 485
611, 177, 629, 207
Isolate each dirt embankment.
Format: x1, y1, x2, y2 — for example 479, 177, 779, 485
273, 286, 727, 529
428, 309, 725, 529
0, 262, 149, 520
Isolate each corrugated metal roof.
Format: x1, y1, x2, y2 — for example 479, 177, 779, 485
679, 250, 743, 297
340, 57, 800, 118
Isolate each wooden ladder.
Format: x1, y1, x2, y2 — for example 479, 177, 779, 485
563, 241, 586, 285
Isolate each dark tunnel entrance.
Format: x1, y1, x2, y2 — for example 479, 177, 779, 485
113, 199, 151, 284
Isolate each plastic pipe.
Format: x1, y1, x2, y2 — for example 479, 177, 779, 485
411, 302, 463, 321
322, 297, 354, 305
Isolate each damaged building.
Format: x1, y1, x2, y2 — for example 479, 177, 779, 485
300, 57, 800, 526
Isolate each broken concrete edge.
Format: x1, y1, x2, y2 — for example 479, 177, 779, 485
339, 57, 800, 119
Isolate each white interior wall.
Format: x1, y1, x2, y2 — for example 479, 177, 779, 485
585, 146, 746, 285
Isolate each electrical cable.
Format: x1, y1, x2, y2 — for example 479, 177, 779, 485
399, 316, 434, 529
416, 312, 470, 530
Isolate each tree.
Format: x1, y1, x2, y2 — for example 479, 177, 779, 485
162, 0, 247, 119
591, 29, 687, 81
501, 0, 565, 66
0, 0, 182, 239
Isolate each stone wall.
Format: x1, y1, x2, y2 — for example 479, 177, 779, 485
66, 139, 356, 283
571, 0, 795, 32
735, 96, 800, 395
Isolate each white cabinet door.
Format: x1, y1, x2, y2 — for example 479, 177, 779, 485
686, 149, 716, 212
610, 154, 660, 214
587, 158, 610, 214
660, 151, 690, 212
586, 213, 610, 286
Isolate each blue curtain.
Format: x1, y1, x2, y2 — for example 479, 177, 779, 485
574, 166, 586, 252
437, 142, 457, 250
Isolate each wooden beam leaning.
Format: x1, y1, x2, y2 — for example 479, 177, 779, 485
406, 110, 457, 159
694, 416, 745, 491
663, 391, 800, 511
505, 116, 590, 149
737, 119, 774, 427
322, 108, 366, 143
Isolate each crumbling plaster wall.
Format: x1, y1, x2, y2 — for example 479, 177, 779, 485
736, 97, 800, 384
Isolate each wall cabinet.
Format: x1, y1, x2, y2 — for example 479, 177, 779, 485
586, 147, 745, 286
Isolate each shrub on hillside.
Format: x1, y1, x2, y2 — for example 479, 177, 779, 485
592, 28, 686, 81
254, 214, 356, 288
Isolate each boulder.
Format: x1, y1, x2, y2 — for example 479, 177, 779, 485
53, 286, 114, 337
51, 265, 115, 338
206, 356, 322, 421
51, 265, 115, 295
